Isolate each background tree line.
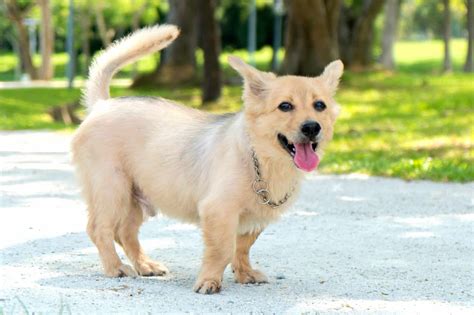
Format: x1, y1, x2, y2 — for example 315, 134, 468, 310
1, 0, 472, 103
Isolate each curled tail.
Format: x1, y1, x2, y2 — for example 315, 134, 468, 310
84, 24, 179, 109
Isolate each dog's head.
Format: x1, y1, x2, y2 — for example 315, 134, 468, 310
229, 56, 343, 172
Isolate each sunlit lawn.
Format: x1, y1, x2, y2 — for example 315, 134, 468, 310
0, 39, 473, 182
327, 72, 473, 182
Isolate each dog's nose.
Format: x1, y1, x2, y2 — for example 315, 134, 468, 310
301, 121, 321, 139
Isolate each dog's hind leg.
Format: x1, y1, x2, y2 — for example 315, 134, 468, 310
232, 231, 268, 284
85, 168, 137, 277
87, 218, 136, 277
115, 201, 169, 277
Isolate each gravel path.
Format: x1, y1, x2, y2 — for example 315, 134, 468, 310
1, 131, 473, 314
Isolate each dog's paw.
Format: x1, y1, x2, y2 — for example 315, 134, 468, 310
234, 268, 268, 284
135, 260, 169, 277
105, 264, 138, 278
193, 278, 222, 294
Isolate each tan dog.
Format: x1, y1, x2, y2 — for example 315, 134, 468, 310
71, 25, 343, 294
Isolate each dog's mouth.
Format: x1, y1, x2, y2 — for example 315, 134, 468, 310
278, 133, 320, 172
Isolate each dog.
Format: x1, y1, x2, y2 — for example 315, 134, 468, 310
71, 24, 343, 294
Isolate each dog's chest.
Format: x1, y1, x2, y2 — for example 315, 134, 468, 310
237, 196, 296, 235
236, 173, 302, 234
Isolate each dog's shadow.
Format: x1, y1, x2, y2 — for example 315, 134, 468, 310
3, 221, 312, 310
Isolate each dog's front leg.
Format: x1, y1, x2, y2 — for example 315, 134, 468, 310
232, 232, 268, 284
194, 200, 239, 294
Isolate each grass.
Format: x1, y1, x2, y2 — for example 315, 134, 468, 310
0, 51, 159, 81
394, 39, 469, 73
0, 40, 473, 182
327, 71, 473, 182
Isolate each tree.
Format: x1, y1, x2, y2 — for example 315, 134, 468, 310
78, 2, 92, 76
198, 0, 222, 102
340, 0, 386, 69
133, 0, 198, 87
281, 0, 341, 76
443, 0, 452, 72
4, 0, 38, 79
38, 0, 54, 80
380, 0, 401, 70
131, 0, 150, 78
281, 0, 385, 75
400, 0, 466, 40
465, 0, 473, 72
271, 0, 284, 71
94, 2, 114, 47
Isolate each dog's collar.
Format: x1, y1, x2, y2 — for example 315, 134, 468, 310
251, 149, 294, 208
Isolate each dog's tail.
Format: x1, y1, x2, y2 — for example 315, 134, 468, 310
84, 24, 179, 109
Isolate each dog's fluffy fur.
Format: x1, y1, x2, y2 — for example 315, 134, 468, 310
71, 24, 343, 294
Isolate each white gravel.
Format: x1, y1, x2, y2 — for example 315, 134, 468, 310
1, 131, 473, 314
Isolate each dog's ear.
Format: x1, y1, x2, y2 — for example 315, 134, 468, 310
319, 60, 344, 95
228, 55, 275, 99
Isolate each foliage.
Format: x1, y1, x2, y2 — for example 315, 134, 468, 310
1, 0, 468, 55
0, 0, 166, 52
399, 0, 467, 39
219, 1, 275, 50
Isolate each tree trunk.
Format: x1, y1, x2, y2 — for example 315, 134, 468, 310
132, 0, 198, 87
349, 0, 386, 69
131, 1, 149, 78
271, 0, 284, 71
94, 2, 113, 48
281, 0, 341, 76
79, 4, 92, 76
198, 0, 222, 103
38, 0, 54, 80
15, 19, 37, 79
443, 0, 452, 72
5, 0, 38, 79
326, 0, 341, 59
465, 0, 473, 72
380, 0, 400, 70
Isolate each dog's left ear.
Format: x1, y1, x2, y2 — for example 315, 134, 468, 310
319, 60, 344, 94
228, 55, 275, 99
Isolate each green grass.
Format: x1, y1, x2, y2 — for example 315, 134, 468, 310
326, 71, 473, 182
0, 87, 81, 130
0, 52, 159, 81
0, 40, 473, 182
394, 39, 468, 72
0, 39, 466, 80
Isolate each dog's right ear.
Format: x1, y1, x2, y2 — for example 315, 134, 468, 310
228, 55, 275, 99
319, 60, 344, 95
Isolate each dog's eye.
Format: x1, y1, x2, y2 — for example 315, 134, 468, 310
278, 102, 294, 112
313, 100, 326, 112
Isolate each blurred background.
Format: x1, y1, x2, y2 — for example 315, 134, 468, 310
0, 0, 472, 182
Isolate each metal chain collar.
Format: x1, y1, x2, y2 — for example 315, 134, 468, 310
251, 149, 294, 208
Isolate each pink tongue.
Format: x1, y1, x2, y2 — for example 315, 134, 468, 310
294, 143, 320, 172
